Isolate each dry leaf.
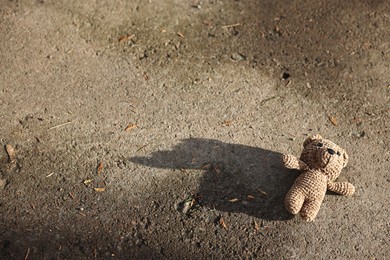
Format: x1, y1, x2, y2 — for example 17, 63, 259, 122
125, 124, 137, 131
94, 187, 106, 192
118, 34, 134, 43
219, 217, 228, 230
221, 120, 233, 126
229, 198, 239, 202
97, 162, 104, 174
351, 117, 362, 124
328, 115, 338, 126
83, 179, 93, 184
5, 144, 16, 163
178, 195, 201, 216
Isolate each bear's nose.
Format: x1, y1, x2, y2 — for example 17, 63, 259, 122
327, 148, 335, 155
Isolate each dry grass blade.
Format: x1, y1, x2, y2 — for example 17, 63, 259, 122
229, 198, 239, 202
247, 195, 255, 199
257, 188, 268, 197
5, 144, 16, 163
48, 121, 73, 130
24, 246, 30, 260
136, 144, 148, 152
254, 220, 260, 231
259, 96, 279, 106
221, 23, 241, 29
328, 115, 338, 126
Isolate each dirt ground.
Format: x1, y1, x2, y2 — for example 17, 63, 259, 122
0, 0, 389, 259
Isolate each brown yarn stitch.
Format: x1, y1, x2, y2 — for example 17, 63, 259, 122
282, 134, 355, 221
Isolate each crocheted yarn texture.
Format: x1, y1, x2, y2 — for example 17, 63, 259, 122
282, 134, 355, 221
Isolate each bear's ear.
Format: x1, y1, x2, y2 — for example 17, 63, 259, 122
343, 152, 349, 167
303, 134, 323, 147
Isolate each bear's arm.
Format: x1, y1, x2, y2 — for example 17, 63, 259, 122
327, 182, 355, 196
282, 154, 309, 171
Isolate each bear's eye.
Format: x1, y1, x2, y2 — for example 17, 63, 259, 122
316, 143, 323, 147
337, 151, 341, 156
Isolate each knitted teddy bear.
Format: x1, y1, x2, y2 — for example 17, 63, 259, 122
282, 134, 355, 221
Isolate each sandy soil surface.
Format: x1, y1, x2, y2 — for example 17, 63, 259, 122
0, 0, 389, 259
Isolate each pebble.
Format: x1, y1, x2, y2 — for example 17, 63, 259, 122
350, 130, 366, 138
0, 179, 6, 189
231, 53, 246, 61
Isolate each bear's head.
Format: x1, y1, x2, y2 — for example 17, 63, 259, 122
300, 134, 348, 181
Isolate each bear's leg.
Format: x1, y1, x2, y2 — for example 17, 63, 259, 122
284, 189, 305, 215
300, 199, 322, 222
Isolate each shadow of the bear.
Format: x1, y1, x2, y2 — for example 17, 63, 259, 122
130, 138, 299, 221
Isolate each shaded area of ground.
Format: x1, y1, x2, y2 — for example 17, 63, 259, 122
131, 138, 294, 221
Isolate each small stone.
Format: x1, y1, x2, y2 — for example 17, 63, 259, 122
0, 179, 7, 189
231, 53, 246, 61
350, 130, 365, 138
